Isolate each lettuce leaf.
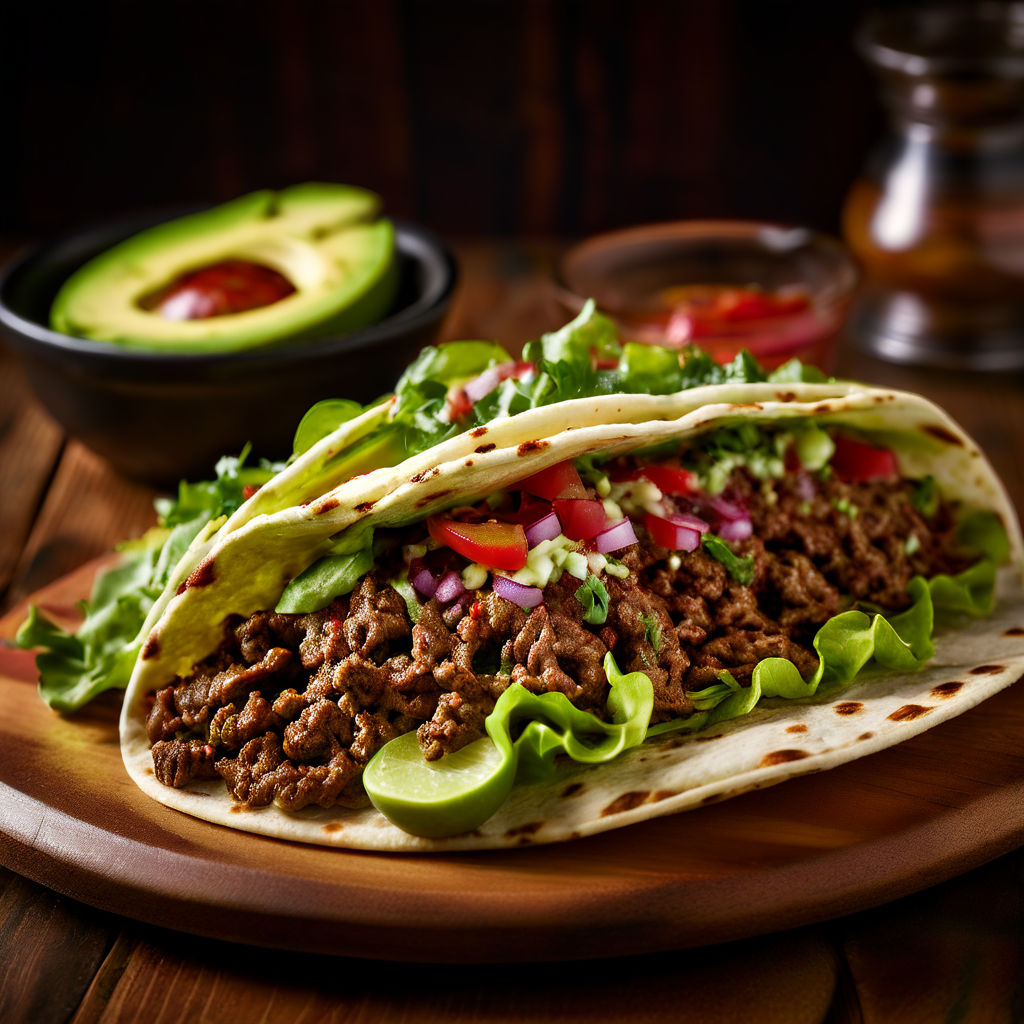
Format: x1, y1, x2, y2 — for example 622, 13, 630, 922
648, 558, 997, 737
16, 526, 181, 712
16, 451, 281, 711
490, 653, 653, 785
274, 526, 376, 614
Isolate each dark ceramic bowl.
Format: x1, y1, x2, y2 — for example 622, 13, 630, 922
0, 208, 456, 483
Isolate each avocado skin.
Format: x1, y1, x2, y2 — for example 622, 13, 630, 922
50, 184, 398, 354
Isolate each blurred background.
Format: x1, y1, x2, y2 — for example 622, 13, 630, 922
3, 0, 883, 241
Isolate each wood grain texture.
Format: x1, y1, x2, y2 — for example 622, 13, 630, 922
78, 927, 837, 1024
2, 564, 1024, 965
1, 238, 1022, 1021
2, 440, 158, 615
837, 854, 1024, 1023
0, 348, 64, 603
0, 873, 117, 1024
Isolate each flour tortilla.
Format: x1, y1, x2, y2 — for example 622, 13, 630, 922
120, 381, 1024, 850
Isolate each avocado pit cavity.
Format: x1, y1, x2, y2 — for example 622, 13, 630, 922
149, 259, 296, 320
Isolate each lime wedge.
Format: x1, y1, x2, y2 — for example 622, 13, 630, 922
363, 731, 516, 838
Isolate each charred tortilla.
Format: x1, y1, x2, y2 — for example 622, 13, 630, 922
120, 382, 1024, 850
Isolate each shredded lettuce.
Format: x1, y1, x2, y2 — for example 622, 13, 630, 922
390, 575, 423, 625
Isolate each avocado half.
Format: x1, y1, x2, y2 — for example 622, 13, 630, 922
50, 183, 398, 354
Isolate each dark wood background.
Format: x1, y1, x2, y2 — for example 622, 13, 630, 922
4, 0, 887, 241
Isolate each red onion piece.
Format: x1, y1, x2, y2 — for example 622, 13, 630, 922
795, 473, 816, 502
672, 511, 710, 534
674, 526, 702, 552
463, 361, 534, 404
434, 571, 466, 604
493, 574, 544, 608
707, 495, 747, 521
412, 568, 437, 598
717, 517, 753, 542
645, 510, 703, 552
525, 511, 561, 547
594, 518, 638, 554
464, 365, 505, 402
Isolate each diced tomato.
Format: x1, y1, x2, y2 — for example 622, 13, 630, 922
636, 464, 696, 496
499, 360, 534, 383
644, 511, 702, 551
427, 517, 528, 571
518, 460, 587, 501
608, 465, 646, 483
242, 483, 260, 500
507, 491, 554, 525
445, 388, 474, 422
470, 601, 483, 620
553, 498, 608, 541
713, 289, 776, 321
830, 435, 899, 482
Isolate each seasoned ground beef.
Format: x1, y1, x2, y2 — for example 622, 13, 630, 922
148, 471, 971, 805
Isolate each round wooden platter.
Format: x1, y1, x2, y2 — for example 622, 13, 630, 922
2, 560, 1024, 964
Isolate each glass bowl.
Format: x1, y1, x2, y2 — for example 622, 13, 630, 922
554, 221, 857, 370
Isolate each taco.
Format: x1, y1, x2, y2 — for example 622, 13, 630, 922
114, 309, 1024, 851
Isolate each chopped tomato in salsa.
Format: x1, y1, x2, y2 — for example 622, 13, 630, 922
659, 284, 811, 341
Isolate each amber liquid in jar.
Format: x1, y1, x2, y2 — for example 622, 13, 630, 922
844, 4, 1024, 369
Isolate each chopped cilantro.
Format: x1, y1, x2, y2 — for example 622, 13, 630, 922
912, 475, 939, 518
702, 534, 756, 586
575, 574, 610, 625
832, 496, 858, 519
639, 612, 662, 653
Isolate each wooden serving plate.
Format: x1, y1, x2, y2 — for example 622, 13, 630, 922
2, 559, 1024, 963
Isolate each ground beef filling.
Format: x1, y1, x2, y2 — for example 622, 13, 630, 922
147, 473, 971, 809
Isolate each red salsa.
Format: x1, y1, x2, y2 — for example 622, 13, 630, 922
616, 283, 837, 370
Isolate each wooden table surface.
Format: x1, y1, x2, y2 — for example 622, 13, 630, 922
1, 240, 1024, 1023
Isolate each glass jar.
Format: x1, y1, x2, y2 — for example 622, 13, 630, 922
843, 3, 1024, 370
